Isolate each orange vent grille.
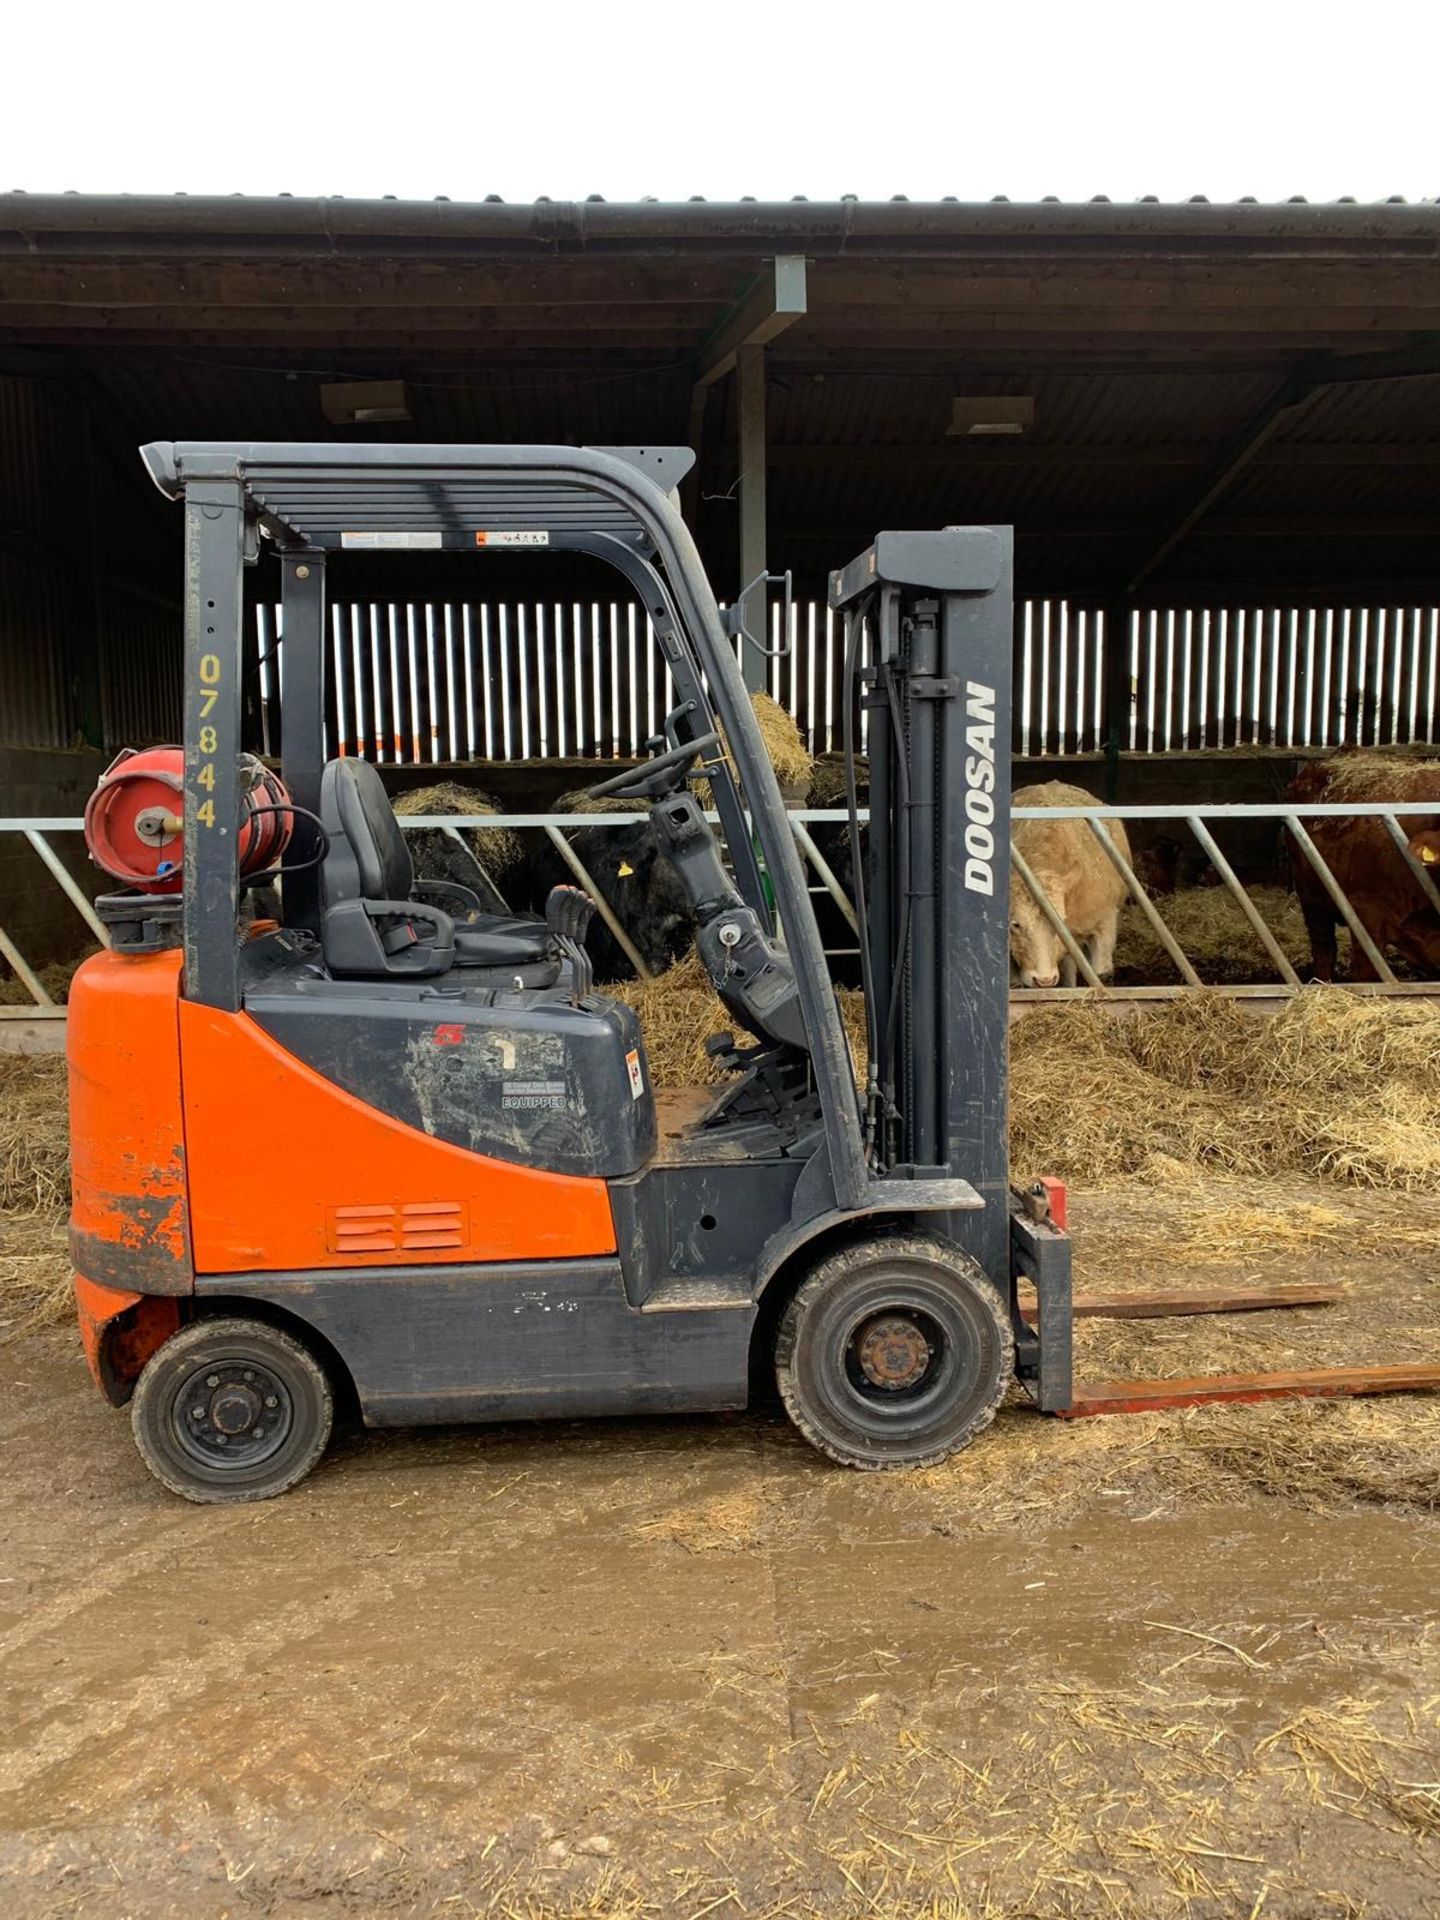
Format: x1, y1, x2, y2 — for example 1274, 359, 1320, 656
326, 1202, 467, 1256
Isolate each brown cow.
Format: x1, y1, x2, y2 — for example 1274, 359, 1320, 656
1287, 757, 1440, 981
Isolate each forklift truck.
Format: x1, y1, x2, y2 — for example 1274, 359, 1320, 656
67, 442, 1073, 1502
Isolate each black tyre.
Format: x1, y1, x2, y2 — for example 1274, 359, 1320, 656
131, 1317, 334, 1504
774, 1235, 1013, 1470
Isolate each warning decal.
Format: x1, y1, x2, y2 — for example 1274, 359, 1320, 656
625, 1048, 645, 1100
475, 530, 550, 548
341, 530, 442, 550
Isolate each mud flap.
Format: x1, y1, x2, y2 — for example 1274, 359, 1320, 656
74, 1276, 182, 1407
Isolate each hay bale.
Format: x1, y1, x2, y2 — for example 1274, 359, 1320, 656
392, 782, 524, 879
1114, 884, 1310, 986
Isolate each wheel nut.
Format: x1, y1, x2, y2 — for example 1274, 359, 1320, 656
264, 1395, 278, 1409
191, 1407, 205, 1420
214, 1434, 229, 1445
243, 1371, 254, 1382
253, 1428, 265, 1441
206, 1375, 220, 1388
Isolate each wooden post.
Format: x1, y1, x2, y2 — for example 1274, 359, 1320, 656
737, 343, 767, 693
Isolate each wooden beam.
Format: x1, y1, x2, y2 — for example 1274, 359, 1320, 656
1018, 1284, 1342, 1324
695, 255, 807, 388
774, 516, 1440, 542
737, 344, 768, 693
4, 258, 1435, 319
1060, 1362, 1440, 1418
1310, 338, 1440, 384
0, 259, 744, 310
1128, 366, 1321, 590
681, 382, 709, 525
763, 442, 1440, 471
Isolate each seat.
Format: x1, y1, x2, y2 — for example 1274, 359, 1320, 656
317, 759, 556, 982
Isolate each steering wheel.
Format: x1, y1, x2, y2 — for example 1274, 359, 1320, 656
586, 730, 721, 802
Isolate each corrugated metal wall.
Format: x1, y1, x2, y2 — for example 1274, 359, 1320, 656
102, 587, 183, 746
0, 375, 81, 748
253, 594, 1440, 767
0, 372, 182, 753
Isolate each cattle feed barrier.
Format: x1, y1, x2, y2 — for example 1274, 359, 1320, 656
2, 801, 1438, 1034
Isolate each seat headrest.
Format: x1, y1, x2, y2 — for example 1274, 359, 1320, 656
319, 759, 413, 905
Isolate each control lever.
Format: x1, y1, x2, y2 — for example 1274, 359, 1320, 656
545, 885, 596, 1006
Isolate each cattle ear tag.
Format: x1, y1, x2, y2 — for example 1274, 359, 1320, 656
1423, 847, 1437, 864
617, 860, 635, 878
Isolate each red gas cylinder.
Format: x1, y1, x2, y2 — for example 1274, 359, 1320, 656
84, 747, 294, 892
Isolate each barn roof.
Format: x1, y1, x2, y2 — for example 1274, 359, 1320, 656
1, 193, 1437, 599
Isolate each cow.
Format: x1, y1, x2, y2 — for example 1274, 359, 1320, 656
1009, 781, 1132, 988
1286, 758, 1440, 981
519, 795, 692, 983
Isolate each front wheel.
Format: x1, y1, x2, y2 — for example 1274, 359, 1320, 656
130, 1317, 334, 1504
774, 1236, 1013, 1470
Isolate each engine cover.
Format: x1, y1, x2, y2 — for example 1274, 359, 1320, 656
244, 943, 656, 1180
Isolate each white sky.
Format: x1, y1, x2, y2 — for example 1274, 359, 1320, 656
3, 1, 1434, 204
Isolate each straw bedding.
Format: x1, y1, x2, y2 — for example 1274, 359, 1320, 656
617, 963, 1440, 1194
5, 968, 1437, 1343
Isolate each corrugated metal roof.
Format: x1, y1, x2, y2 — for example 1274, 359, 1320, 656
5, 191, 1436, 205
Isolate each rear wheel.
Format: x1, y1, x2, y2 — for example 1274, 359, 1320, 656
774, 1235, 1012, 1470
131, 1317, 334, 1504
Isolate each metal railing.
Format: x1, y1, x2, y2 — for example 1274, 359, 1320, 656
2, 801, 1438, 1018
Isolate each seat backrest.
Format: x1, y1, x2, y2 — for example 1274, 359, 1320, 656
316, 758, 454, 978
320, 758, 414, 908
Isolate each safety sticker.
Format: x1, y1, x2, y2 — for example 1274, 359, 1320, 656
501, 1079, 565, 1111
340, 530, 443, 549
474, 530, 549, 547
625, 1048, 645, 1100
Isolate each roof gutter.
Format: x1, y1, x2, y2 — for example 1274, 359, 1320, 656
2, 194, 1437, 258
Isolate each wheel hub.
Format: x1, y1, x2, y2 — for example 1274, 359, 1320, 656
211, 1385, 262, 1434
174, 1361, 289, 1465
854, 1315, 933, 1391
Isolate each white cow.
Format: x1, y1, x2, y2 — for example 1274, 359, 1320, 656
1009, 781, 1131, 988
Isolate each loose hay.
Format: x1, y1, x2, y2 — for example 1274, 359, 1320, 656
392, 781, 524, 878
0, 948, 97, 1006
695, 691, 816, 810
747, 690, 814, 791
0, 1053, 71, 1331
0, 1053, 69, 1216
1318, 749, 1440, 803
553, 789, 650, 817
621, 962, 1440, 1192
808, 753, 867, 810
1011, 988, 1440, 1190
1114, 884, 1311, 986
609, 951, 867, 1087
